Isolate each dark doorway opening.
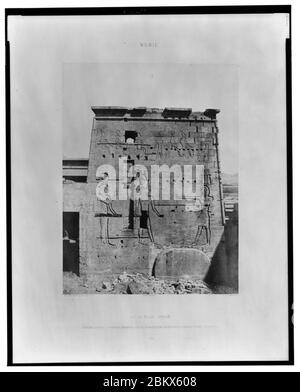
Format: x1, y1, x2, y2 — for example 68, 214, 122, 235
63, 212, 79, 276
125, 130, 138, 143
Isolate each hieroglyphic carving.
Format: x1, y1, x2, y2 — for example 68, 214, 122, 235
204, 172, 212, 185
136, 144, 147, 160
154, 140, 164, 159
114, 129, 123, 143
204, 184, 214, 201
193, 204, 212, 245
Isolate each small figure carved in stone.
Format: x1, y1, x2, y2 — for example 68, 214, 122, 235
96, 172, 119, 216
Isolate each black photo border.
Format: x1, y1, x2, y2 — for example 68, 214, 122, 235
5, 5, 294, 367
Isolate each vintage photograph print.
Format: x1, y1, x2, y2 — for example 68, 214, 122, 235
8, 7, 292, 364
62, 63, 238, 295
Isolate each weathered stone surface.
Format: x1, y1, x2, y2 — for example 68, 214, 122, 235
127, 281, 152, 294
113, 283, 130, 294
153, 248, 211, 280
102, 281, 113, 290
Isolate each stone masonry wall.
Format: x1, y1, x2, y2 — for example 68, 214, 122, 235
64, 108, 225, 278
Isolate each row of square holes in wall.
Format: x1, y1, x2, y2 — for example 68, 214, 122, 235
123, 129, 209, 140
101, 147, 210, 159
97, 252, 148, 258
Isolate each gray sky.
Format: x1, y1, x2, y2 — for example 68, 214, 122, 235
63, 63, 238, 173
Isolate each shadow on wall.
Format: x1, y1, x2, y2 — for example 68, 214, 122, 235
205, 204, 238, 291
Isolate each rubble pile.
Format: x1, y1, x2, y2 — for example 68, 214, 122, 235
63, 271, 212, 294
101, 272, 212, 294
